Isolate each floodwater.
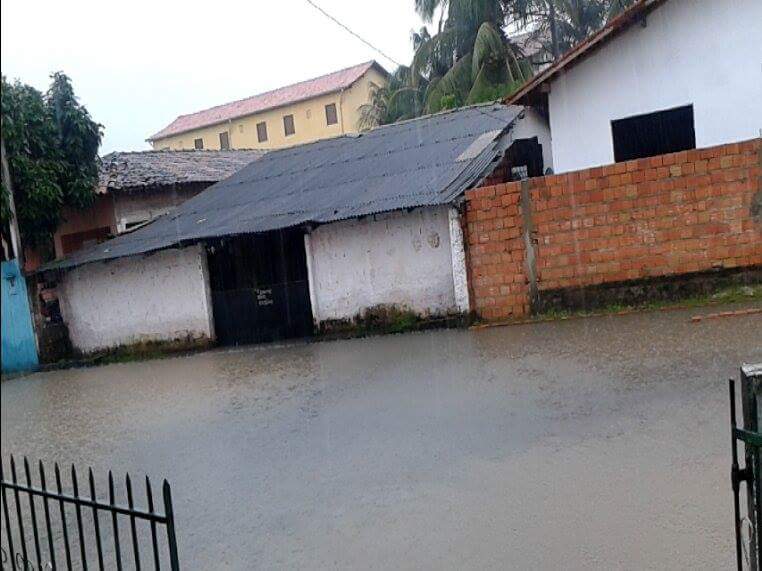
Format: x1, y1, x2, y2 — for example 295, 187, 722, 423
2, 303, 761, 569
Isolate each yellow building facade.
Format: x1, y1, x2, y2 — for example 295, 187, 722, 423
148, 62, 388, 151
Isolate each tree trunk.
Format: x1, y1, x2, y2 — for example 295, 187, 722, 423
548, 0, 560, 60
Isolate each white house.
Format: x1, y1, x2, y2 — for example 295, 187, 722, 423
45, 104, 551, 353
508, 0, 762, 173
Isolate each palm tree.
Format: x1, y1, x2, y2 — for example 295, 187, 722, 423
411, 0, 533, 114
503, 0, 637, 60
357, 66, 427, 130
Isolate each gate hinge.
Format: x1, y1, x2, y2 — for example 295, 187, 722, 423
732, 464, 753, 490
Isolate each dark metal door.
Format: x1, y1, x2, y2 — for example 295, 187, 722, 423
211, 281, 313, 345
207, 230, 313, 346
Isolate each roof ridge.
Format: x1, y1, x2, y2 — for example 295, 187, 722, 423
174, 60, 377, 120
245, 102, 517, 158
102, 148, 266, 158
505, 0, 668, 104
148, 61, 381, 141
365, 101, 514, 132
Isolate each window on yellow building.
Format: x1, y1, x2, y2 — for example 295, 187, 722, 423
194, 138, 204, 150
257, 122, 268, 143
283, 114, 295, 137
219, 132, 230, 150
325, 103, 338, 126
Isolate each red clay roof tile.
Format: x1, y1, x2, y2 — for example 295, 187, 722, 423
148, 61, 385, 141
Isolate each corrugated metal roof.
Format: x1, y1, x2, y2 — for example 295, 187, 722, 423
45, 103, 524, 272
98, 149, 265, 193
148, 61, 386, 141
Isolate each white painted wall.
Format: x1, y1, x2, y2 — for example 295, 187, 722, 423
548, 0, 762, 173
447, 207, 470, 314
58, 245, 214, 353
307, 206, 462, 323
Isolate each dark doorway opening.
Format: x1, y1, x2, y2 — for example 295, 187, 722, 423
206, 229, 313, 346
506, 137, 545, 180
611, 104, 696, 163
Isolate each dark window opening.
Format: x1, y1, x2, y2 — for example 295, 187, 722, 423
256, 121, 268, 143
194, 138, 204, 150
325, 103, 338, 126
611, 105, 696, 162
219, 131, 230, 150
507, 138, 545, 181
283, 114, 295, 136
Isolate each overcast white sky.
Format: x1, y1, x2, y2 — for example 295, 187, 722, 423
1, 0, 428, 153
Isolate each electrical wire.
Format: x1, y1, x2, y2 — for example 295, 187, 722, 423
303, 0, 516, 124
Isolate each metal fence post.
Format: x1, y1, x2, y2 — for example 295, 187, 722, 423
162, 480, 180, 571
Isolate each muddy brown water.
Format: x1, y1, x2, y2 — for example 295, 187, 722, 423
2, 303, 761, 569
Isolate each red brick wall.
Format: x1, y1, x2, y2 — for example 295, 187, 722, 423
464, 138, 762, 321
465, 184, 531, 320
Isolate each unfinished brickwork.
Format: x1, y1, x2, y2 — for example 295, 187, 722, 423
465, 138, 762, 321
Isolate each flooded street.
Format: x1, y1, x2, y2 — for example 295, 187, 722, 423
2, 304, 761, 569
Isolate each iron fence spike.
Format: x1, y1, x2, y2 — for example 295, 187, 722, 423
10, 452, 29, 566
23, 455, 43, 568
2, 458, 179, 571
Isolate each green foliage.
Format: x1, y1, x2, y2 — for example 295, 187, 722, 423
357, 66, 427, 130
413, 1, 533, 114
503, 0, 638, 58
1, 72, 102, 248
363, 0, 634, 129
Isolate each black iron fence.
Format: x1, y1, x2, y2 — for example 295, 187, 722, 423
730, 364, 762, 571
1, 457, 179, 570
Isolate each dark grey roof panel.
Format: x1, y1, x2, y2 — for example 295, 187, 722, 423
99, 149, 265, 191
44, 104, 523, 271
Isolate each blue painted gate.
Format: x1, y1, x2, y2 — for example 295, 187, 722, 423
1, 259, 39, 374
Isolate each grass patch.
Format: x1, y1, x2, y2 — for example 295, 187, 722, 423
319, 304, 466, 338
535, 283, 761, 321
43, 336, 213, 371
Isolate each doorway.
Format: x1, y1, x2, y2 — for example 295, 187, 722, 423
206, 229, 313, 345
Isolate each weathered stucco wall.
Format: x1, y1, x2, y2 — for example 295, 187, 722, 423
113, 184, 208, 232
547, 0, 762, 173
307, 206, 463, 323
58, 245, 214, 353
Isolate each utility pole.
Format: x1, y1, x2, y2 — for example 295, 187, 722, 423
1, 135, 24, 267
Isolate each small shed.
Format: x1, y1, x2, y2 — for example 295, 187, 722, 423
45, 104, 551, 352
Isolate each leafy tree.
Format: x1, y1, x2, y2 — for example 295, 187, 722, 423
1, 72, 102, 250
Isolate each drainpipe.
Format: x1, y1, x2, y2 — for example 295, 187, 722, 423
338, 88, 347, 135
